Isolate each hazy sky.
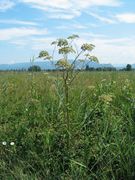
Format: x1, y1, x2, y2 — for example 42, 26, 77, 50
0, 0, 135, 64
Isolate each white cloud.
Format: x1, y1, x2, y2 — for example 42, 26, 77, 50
20, 0, 121, 19
91, 37, 135, 64
11, 39, 27, 46
0, 0, 15, 11
74, 0, 121, 8
0, 27, 48, 41
88, 12, 116, 24
116, 13, 135, 23
87, 12, 135, 25
10, 36, 57, 51
30, 37, 56, 50
48, 13, 78, 20
20, 0, 121, 9
20, 0, 71, 9
56, 23, 87, 30
0, 19, 38, 25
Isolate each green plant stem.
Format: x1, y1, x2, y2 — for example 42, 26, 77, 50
63, 70, 70, 149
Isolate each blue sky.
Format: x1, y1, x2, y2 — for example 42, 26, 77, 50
0, 0, 135, 64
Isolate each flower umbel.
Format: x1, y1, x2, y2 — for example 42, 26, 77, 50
2, 141, 7, 146
99, 94, 115, 104
10, 142, 15, 146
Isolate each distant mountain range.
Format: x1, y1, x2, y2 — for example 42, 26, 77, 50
0, 61, 134, 71
113, 64, 126, 69
0, 60, 114, 70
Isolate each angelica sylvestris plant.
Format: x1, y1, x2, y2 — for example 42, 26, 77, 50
38, 35, 98, 147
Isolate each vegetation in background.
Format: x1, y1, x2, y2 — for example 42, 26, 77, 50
126, 64, 132, 71
28, 65, 41, 72
85, 65, 116, 71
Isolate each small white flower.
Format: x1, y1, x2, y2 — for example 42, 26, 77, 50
2, 141, 7, 146
10, 142, 15, 146
25, 108, 28, 111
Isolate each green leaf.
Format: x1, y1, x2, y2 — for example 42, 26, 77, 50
70, 159, 87, 168
38, 51, 52, 60
39, 51, 49, 58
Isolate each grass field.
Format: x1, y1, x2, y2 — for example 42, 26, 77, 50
0, 71, 135, 179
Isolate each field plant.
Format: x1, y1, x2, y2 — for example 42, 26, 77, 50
38, 35, 98, 150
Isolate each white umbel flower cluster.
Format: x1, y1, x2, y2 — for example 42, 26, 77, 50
2, 141, 7, 146
2, 141, 15, 146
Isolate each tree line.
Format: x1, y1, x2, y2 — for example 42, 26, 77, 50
0, 64, 133, 72
85, 64, 133, 71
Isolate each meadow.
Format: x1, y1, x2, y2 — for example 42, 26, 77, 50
0, 71, 135, 179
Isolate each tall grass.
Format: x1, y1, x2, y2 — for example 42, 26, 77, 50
0, 71, 135, 179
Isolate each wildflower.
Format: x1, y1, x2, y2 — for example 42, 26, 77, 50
67, 34, 79, 40
55, 59, 71, 69
25, 108, 28, 112
10, 142, 15, 146
57, 38, 68, 47
59, 46, 75, 54
123, 86, 127, 90
81, 43, 95, 51
38, 50, 52, 60
99, 94, 115, 104
2, 141, 7, 146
